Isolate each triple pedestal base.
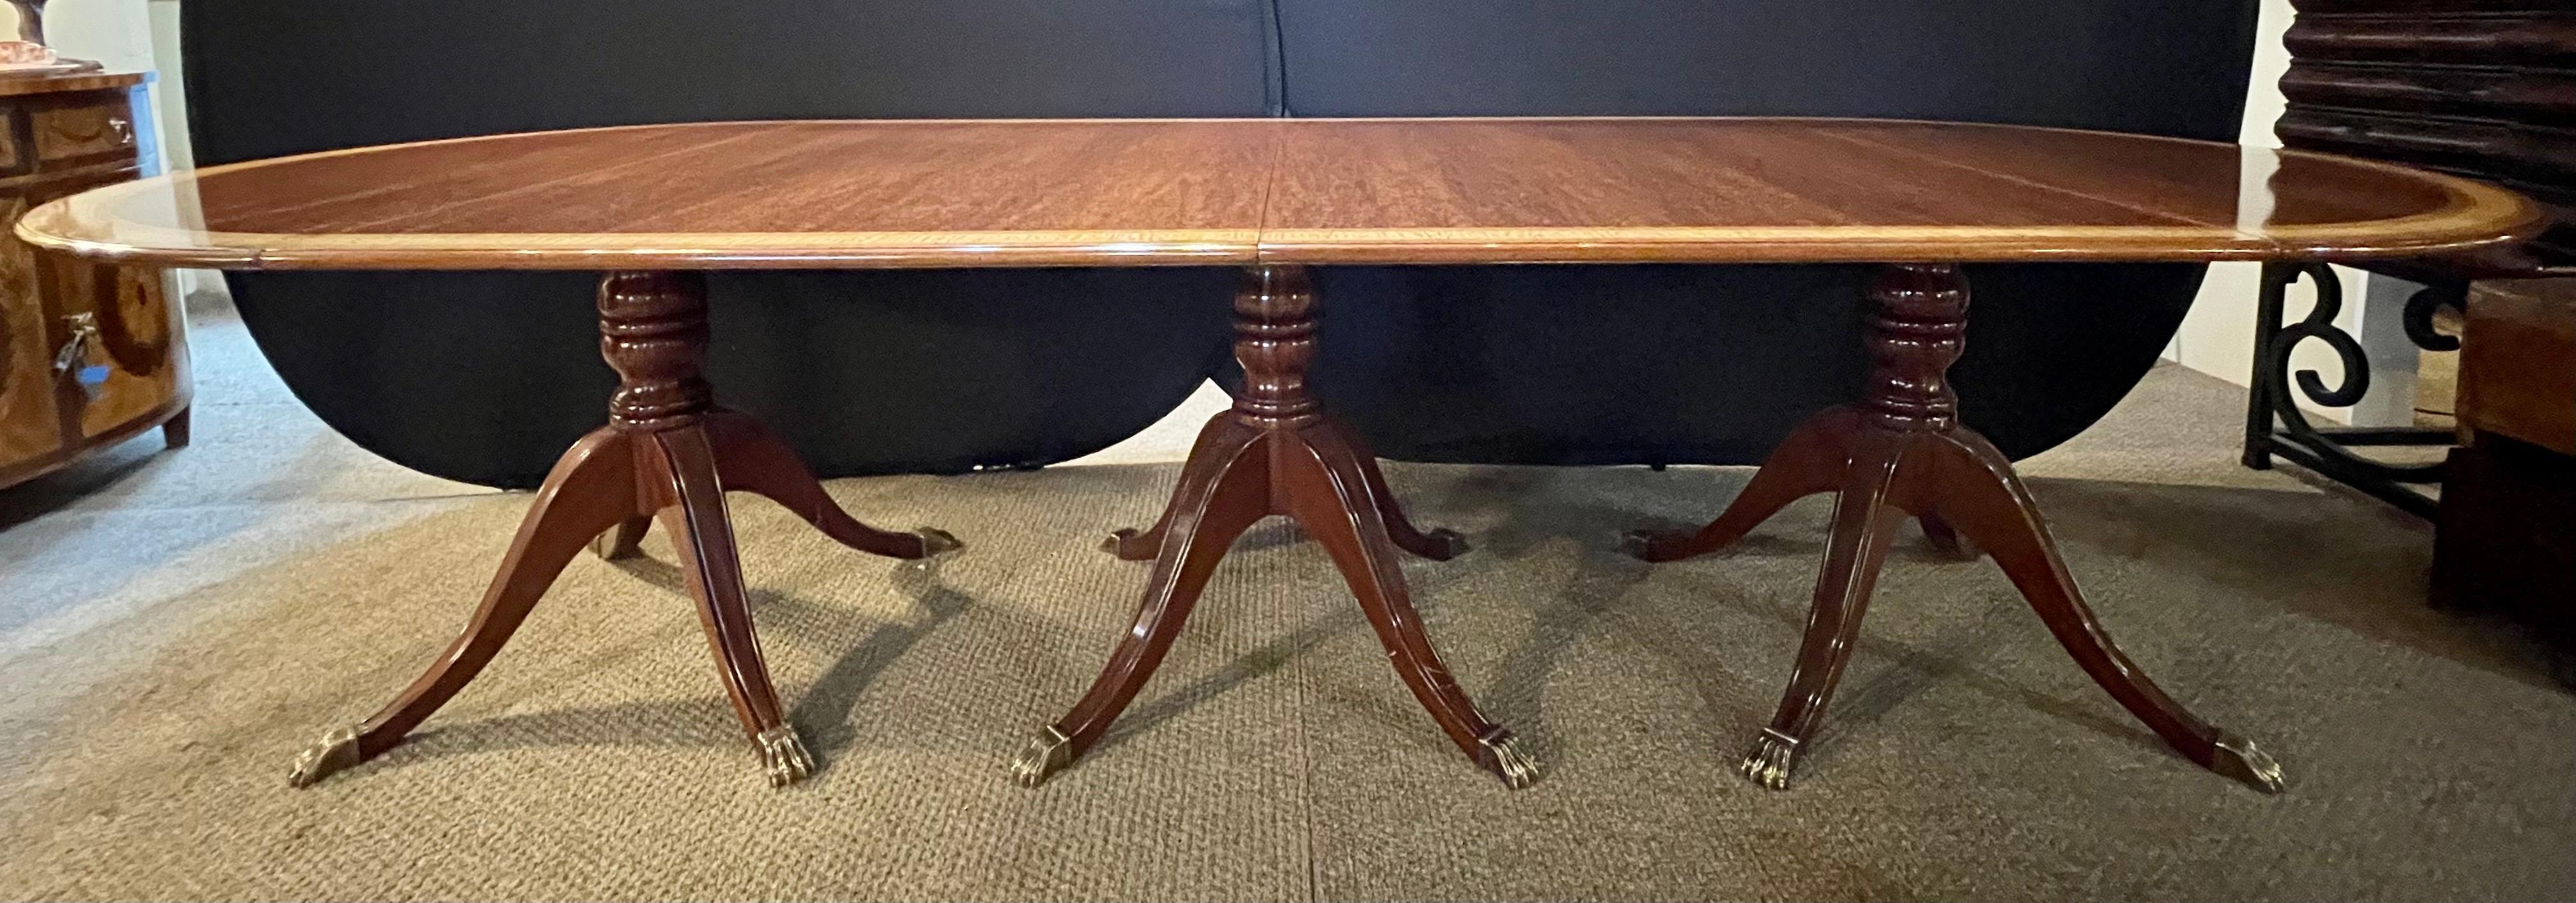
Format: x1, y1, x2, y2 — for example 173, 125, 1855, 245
1015, 265, 1532, 789
1626, 263, 2283, 793
284, 263, 2279, 798
288, 271, 957, 789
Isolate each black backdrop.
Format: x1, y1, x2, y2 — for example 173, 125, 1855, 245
187, 1, 2258, 486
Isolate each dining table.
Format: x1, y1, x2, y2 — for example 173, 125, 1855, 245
17, 117, 2538, 793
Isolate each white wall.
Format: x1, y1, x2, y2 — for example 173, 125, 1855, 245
47, 0, 190, 169
144, 0, 190, 170
2166, 0, 2421, 426
42, 0, 160, 168
42, 1, 220, 303
38, 0, 153, 72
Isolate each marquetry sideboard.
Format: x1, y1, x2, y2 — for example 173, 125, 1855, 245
0, 71, 187, 490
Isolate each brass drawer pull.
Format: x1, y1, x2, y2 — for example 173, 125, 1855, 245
29, 104, 140, 163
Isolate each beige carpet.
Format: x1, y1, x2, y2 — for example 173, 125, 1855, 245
2, 357, 2572, 899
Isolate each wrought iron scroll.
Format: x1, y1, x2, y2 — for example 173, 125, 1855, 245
2241, 261, 2457, 517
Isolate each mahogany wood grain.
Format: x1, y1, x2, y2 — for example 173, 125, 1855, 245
22, 120, 1278, 268
284, 270, 957, 789
1260, 119, 2535, 263
14, 118, 2541, 270
1015, 265, 1530, 789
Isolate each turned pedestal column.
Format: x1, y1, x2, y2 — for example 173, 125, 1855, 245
1014, 264, 1530, 789
288, 270, 957, 789
1628, 263, 2283, 793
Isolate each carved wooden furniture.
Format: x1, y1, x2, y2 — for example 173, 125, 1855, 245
283, 271, 963, 789
2244, 0, 2576, 516
1012, 263, 1523, 787
0, 71, 185, 491
20, 120, 1274, 789
17, 119, 2537, 794
1626, 265, 2294, 792
1251, 118, 2533, 792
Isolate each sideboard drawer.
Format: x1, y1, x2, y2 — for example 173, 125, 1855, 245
26, 100, 137, 166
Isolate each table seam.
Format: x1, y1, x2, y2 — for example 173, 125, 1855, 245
1809, 128, 2285, 254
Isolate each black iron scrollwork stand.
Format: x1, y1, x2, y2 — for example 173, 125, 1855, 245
2240, 261, 2464, 518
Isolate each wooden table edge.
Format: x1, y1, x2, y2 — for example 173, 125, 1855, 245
13, 115, 2547, 270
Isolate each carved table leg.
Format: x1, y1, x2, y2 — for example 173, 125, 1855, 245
289, 270, 955, 789
1022, 265, 1526, 789
1102, 413, 1242, 560
1627, 263, 2282, 794
1623, 406, 1957, 562
1101, 392, 1466, 562
1323, 419, 1472, 561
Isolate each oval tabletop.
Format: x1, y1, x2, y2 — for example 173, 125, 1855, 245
14, 118, 2541, 269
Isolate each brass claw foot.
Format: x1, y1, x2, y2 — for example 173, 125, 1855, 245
2210, 734, 2286, 794
1739, 729, 1800, 791
1476, 728, 1538, 789
288, 725, 365, 789
755, 725, 815, 787
1100, 528, 1141, 555
914, 527, 964, 557
1012, 725, 1075, 787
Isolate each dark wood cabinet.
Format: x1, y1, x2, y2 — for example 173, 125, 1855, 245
0, 72, 187, 490
2279, 0, 2576, 260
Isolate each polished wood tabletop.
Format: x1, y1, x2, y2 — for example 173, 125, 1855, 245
15, 118, 2540, 269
